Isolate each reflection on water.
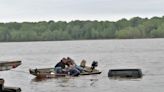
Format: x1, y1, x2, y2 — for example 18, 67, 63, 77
1, 39, 164, 92
31, 75, 100, 88
108, 77, 142, 81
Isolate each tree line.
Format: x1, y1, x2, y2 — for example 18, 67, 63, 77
0, 16, 164, 42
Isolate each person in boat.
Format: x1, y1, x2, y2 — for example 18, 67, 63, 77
67, 57, 84, 72
54, 57, 68, 74
66, 57, 84, 76
66, 57, 75, 67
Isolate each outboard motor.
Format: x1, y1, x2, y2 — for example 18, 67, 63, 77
91, 61, 98, 71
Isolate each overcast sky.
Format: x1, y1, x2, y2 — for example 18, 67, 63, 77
0, 0, 164, 22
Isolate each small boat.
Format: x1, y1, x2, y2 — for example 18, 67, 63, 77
3, 86, 21, 92
0, 60, 22, 71
29, 66, 101, 78
0, 78, 21, 92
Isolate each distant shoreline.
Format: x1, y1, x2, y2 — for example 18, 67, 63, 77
0, 38, 163, 43
1, 16, 164, 42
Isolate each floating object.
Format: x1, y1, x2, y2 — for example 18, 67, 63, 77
108, 69, 142, 78
29, 66, 101, 78
0, 61, 22, 71
0, 79, 21, 92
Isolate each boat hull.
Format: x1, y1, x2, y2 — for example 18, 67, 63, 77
0, 61, 22, 71
29, 67, 101, 78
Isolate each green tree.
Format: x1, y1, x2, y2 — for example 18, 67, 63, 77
116, 27, 142, 39
151, 23, 164, 37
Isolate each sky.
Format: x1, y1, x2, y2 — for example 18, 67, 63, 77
0, 0, 164, 22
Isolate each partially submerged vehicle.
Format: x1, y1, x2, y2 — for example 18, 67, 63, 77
108, 69, 142, 78
29, 61, 101, 78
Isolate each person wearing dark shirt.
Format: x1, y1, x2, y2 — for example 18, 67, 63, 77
55, 60, 66, 69
54, 58, 67, 73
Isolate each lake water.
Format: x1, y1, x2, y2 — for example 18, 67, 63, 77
0, 39, 164, 92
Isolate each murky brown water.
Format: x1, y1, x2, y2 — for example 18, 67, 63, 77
0, 39, 164, 92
